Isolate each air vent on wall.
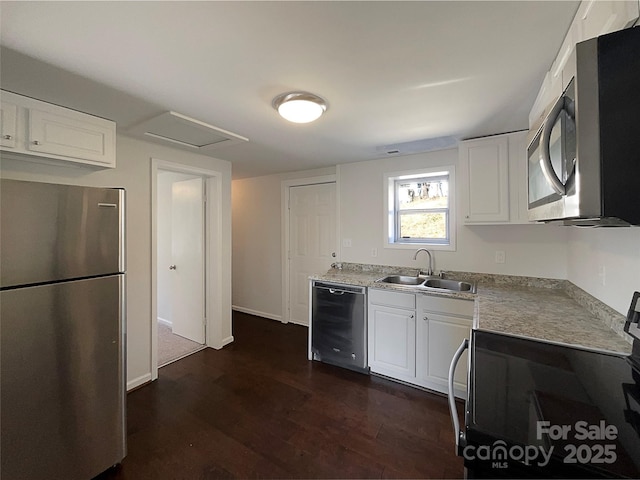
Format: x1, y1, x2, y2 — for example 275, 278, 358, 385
128, 111, 248, 153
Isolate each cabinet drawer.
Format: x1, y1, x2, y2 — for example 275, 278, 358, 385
369, 288, 415, 309
418, 295, 474, 318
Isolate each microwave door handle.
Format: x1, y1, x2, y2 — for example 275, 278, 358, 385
539, 97, 567, 196
448, 338, 468, 454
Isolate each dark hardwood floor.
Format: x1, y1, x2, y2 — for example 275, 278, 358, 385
99, 312, 465, 479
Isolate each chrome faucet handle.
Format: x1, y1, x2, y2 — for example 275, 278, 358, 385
439, 270, 447, 279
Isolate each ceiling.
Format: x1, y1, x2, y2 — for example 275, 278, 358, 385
0, 1, 579, 179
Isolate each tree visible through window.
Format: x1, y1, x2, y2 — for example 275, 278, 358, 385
394, 174, 449, 244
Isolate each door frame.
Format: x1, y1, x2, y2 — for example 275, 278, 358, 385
281, 174, 339, 325
151, 158, 224, 381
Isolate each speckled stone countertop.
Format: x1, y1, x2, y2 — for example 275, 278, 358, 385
311, 263, 632, 355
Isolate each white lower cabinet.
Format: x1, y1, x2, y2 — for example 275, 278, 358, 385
416, 295, 474, 398
367, 288, 474, 398
367, 289, 416, 380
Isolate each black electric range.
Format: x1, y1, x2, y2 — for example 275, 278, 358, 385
461, 292, 640, 478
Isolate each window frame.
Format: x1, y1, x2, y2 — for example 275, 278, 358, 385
383, 166, 456, 251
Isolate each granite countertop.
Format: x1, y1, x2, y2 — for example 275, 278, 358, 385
311, 263, 632, 355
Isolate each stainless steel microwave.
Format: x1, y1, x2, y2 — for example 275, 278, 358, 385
527, 27, 640, 226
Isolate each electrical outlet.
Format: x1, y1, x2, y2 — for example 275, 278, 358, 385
495, 251, 506, 264
371, 248, 377, 257
598, 265, 606, 286
342, 238, 352, 248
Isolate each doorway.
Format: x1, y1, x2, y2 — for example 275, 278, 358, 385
151, 158, 227, 382
156, 171, 206, 366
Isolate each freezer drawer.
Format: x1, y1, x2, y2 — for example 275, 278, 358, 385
311, 281, 368, 373
1, 275, 126, 480
0, 179, 125, 288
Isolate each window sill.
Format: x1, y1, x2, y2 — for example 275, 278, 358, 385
384, 242, 456, 252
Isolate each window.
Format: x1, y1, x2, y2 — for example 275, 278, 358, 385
385, 167, 455, 249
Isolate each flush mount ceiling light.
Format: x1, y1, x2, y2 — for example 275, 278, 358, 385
272, 92, 328, 123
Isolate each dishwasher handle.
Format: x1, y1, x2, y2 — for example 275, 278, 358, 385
312, 281, 365, 295
448, 338, 468, 454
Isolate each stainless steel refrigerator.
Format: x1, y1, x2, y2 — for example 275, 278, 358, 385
1, 179, 126, 480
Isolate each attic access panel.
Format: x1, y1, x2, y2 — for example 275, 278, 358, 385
128, 111, 248, 152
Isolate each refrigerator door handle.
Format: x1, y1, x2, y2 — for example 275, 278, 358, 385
448, 338, 468, 454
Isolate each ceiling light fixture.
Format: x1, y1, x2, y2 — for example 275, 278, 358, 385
272, 92, 328, 123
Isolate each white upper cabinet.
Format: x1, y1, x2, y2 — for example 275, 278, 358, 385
576, 0, 639, 41
0, 100, 18, 149
529, 0, 639, 130
507, 131, 529, 225
459, 134, 510, 223
459, 131, 528, 225
0, 90, 116, 168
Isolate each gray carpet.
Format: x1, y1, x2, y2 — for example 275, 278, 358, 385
158, 323, 205, 367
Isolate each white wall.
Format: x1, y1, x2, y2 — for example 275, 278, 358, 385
232, 167, 335, 320
156, 171, 198, 325
0, 135, 233, 389
232, 149, 569, 320
338, 149, 569, 277
568, 227, 640, 315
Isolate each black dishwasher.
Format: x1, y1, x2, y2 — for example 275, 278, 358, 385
311, 281, 368, 373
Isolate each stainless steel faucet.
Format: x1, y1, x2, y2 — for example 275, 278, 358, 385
413, 248, 434, 276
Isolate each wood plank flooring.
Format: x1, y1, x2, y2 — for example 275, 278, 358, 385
97, 312, 465, 479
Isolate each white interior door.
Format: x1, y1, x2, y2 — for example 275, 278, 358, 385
171, 177, 205, 343
288, 183, 336, 326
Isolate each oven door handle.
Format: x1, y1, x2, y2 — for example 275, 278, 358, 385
448, 338, 468, 454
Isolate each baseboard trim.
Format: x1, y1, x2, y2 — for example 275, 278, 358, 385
219, 335, 234, 349
232, 305, 283, 323
288, 318, 309, 327
127, 373, 152, 392
157, 317, 172, 327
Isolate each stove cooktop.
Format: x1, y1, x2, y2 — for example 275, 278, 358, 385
466, 330, 640, 478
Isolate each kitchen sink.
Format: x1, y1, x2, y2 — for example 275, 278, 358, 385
376, 274, 477, 293
376, 275, 425, 285
423, 278, 476, 293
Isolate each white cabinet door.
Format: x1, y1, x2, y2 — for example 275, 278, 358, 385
28, 107, 115, 166
507, 131, 530, 224
459, 135, 509, 223
0, 101, 17, 149
416, 295, 473, 398
416, 311, 471, 397
368, 304, 416, 378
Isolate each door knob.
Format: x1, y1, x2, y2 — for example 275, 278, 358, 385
169, 265, 177, 270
